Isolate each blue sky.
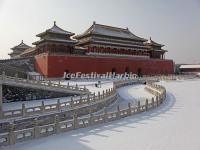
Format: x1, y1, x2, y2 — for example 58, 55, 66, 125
0, 0, 200, 64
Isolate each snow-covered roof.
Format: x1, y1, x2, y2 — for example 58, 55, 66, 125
179, 64, 200, 69
33, 38, 77, 45
75, 22, 147, 41
20, 47, 36, 55
36, 21, 74, 37
11, 40, 32, 51
145, 37, 164, 47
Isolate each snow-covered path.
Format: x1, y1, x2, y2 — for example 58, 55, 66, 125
2, 80, 200, 150
105, 84, 154, 112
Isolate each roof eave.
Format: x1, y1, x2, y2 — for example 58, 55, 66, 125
36, 31, 74, 37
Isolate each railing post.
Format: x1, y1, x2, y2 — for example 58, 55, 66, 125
22, 103, 26, 117
0, 84, 3, 117
137, 101, 140, 112
67, 82, 70, 88
70, 97, 74, 108
15, 73, 18, 82
48, 80, 52, 87
145, 99, 148, 111
93, 93, 96, 102
89, 112, 93, 125
75, 84, 78, 90
57, 99, 61, 111
41, 101, 45, 113
73, 113, 78, 129
79, 96, 82, 104
2, 71, 5, 81
105, 89, 108, 96
58, 80, 61, 86
26, 74, 29, 83
102, 90, 105, 98
98, 91, 100, 100
9, 123, 15, 145
84, 85, 87, 91
27, 74, 29, 80
103, 107, 107, 123
151, 97, 154, 108
33, 118, 40, 138
54, 115, 60, 134
128, 103, 131, 115
87, 94, 90, 104
117, 105, 120, 119
156, 96, 159, 106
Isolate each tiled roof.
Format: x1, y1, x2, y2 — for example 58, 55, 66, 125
146, 37, 164, 47
180, 65, 200, 69
11, 40, 32, 51
36, 21, 74, 37
75, 22, 147, 41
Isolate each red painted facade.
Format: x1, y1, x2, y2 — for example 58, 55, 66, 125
35, 53, 174, 78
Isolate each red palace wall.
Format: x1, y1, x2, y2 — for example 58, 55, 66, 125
34, 55, 48, 76
35, 54, 174, 78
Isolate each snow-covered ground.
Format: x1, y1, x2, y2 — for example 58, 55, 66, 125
2, 79, 200, 150
105, 84, 154, 112
117, 84, 154, 105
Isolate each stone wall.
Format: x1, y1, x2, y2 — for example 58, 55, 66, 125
35, 54, 174, 78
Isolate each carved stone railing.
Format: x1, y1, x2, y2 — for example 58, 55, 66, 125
0, 73, 89, 95
0, 88, 116, 120
0, 82, 166, 147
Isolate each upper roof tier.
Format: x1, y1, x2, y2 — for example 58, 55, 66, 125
36, 21, 75, 37
11, 40, 32, 51
145, 37, 165, 47
74, 22, 147, 42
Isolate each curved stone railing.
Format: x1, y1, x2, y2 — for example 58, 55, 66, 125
0, 88, 116, 120
0, 82, 166, 147
0, 73, 89, 95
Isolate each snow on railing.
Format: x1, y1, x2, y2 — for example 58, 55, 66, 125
0, 88, 117, 119
0, 73, 89, 93
0, 82, 166, 147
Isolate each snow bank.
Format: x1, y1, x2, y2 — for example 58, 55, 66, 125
117, 84, 154, 105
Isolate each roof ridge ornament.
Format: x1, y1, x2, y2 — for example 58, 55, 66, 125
93, 21, 96, 25
54, 21, 56, 26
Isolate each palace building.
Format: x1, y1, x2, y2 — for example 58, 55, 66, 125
9, 40, 32, 59
10, 22, 174, 77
